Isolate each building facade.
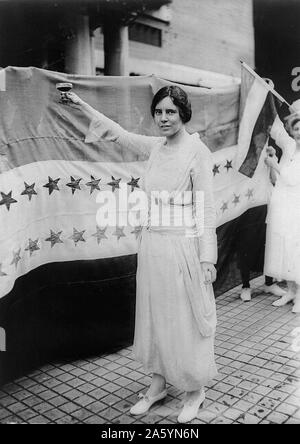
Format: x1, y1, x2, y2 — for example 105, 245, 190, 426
0, 0, 254, 86
94, 0, 255, 86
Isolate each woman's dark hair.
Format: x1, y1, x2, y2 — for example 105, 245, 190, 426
151, 85, 192, 123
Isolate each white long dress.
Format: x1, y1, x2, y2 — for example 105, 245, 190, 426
85, 110, 218, 391
264, 116, 300, 285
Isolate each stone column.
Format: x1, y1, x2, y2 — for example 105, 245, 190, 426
103, 22, 129, 76
64, 13, 94, 75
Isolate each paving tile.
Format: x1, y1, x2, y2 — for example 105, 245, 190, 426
292, 409, 300, 420
26, 384, 46, 395
101, 393, 122, 406
233, 399, 255, 412
37, 390, 57, 401
53, 384, 72, 395
43, 409, 66, 421
266, 411, 290, 423
218, 394, 239, 408
113, 414, 136, 424
42, 379, 61, 389
89, 388, 108, 400
206, 389, 224, 401
46, 368, 65, 378
60, 364, 76, 372
22, 395, 43, 408
258, 396, 281, 410
63, 389, 82, 400
0, 408, 13, 420
70, 408, 93, 421
66, 378, 85, 388
223, 407, 245, 421
28, 415, 50, 424
237, 380, 258, 391
248, 405, 272, 420
242, 392, 263, 404
99, 406, 122, 422
56, 373, 74, 383
0, 396, 19, 408
3, 383, 22, 395
59, 402, 80, 414
77, 383, 95, 394
17, 408, 37, 421
228, 387, 248, 399
237, 412, 261, 424
33, 402, 53, 415
86, 401, 107, 414
31, 374, 51, 384
211, 416, 233, 424
113, 399, 132, 414
69, 368, 87, 377
48, 395, 67, 407
55, 416, 79, 424
285, 418, 300, 424
196, 408, 218, 423
12, 379, 36, 389
268, 389, 290, 402
206, 402, 228, 416
73, 394, 95, 407
125, 381, 146, 393
275, 402, 298, 417
79, 373, 98, 382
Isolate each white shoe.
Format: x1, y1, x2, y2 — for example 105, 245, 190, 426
272, 292, 295, 307
262, 284, 287, 297
240, 288, 251, 302
177, 389, 205, 423
129, 389, 167, 415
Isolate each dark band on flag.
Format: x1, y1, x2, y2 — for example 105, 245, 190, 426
238, 92, 282, 178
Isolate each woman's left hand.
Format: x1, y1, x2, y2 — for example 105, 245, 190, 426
201, 262, 217, 284
264, 155, 278, 169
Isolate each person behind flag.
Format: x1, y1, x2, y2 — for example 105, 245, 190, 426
264, 99, 300, 313
63, 86, 218, 423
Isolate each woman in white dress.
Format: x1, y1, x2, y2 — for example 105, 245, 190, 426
64, 86, 218, 423
264, 101, 300, 313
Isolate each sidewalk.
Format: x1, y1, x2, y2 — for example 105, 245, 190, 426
0, 276, 299, 424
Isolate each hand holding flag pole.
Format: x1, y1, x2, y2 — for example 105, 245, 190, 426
237, 61, 293, 178
240, 61, 295, 112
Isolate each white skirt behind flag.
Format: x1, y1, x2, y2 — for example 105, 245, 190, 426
264, 177, 300, 285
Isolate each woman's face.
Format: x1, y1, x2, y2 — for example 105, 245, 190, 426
153, 96, 184, 138
291, 121, 300, 144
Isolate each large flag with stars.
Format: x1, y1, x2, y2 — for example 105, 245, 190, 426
0, 67, 271, 384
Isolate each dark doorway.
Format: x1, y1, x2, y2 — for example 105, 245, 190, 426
254, 0, 300, 103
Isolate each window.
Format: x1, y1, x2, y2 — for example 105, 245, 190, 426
129, 22, 162, 47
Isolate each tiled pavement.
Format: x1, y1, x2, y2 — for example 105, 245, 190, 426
1, 276, 300, 425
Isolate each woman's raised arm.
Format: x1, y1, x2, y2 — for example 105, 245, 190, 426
270, 115, 294, 154
65, 92, 161, 155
